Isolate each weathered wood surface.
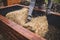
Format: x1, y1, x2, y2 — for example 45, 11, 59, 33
7, 0, 21, 6
0, 4, 60, 16
0, 15, 46, 40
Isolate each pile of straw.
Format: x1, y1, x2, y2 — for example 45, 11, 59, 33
6, 8, 60, 40
6, 8, 28, 26
24, 16, 48, 37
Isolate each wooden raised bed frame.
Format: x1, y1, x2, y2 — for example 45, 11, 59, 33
0, 15, 46, 40
0, 5, 46, 40
0, 4, 60, 16
0, 4, 60, 40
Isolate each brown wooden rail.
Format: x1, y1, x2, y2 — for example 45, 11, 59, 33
0, 15, 46, 40
0, 4, 60, 16
0, 4, 28, 9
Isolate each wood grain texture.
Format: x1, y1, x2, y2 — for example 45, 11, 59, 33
0, 4, 60, 16
7, 0, 21, 6
0, 15, 46, 40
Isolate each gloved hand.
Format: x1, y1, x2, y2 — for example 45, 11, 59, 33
46, 9, 52, 15
27, 15, 32, 22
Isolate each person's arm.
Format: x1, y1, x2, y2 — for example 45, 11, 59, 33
47, 0, 52, 9
46, 0, 53, 14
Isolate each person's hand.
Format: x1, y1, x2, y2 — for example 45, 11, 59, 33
46, 9, 52, 15
27, 15, 32, 22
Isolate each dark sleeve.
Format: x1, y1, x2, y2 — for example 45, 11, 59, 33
46, 0, 53, 14
36, 0, 45, 5
47, 0, 52, 9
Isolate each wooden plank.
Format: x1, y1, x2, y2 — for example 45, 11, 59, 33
7, 0, 21, 6
0, 4, 60, 16
0, 4, 28, 9
0, 21, 28, 40
0, 15, 46, 40
0, 22, 18, 40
